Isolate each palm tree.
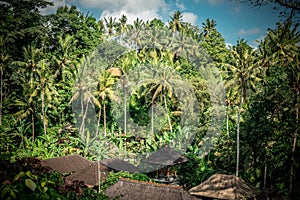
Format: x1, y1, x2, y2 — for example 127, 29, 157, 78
104, 17, 116, 36
12, 46, 42, 141
129, 18, 144, 50
53, 34, 78, 81
116, 14, 128, 41
94, 70, 118, 137
36, 59, 58, 136
263, 21, 300, 194
201, 18, 217, 38
228, 40, 260, 176
140, 64, 183, 134
169, 11, 183, 35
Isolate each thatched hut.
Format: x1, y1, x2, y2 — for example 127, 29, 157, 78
105, 178, 200, 200
188, 173, 256, 200
142, 145, 188, 176
66, 158, 139, 187
40, 154, 92, 174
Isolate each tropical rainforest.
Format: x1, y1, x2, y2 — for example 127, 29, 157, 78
0, 0, 299, 199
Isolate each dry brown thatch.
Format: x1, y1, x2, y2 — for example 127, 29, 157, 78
40, 154, 92, 174
142, 145, 188, 167
101, 158, 139, 173
66, 161, 111, 187
105, 178, 200, 200
188, 173, 256, 200
66, 158, 139, 187
107, 67, 122, 77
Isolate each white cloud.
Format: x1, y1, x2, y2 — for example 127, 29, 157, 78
182, 12, 198, 25
39, 0, 66, 15
176, 0, 185, 10
101, 9, 162, 25
75, 0, 167, 23
238, 28, 261, 35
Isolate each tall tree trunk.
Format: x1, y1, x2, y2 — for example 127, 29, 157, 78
104, 102, 106, 137
289, 89, 299, 194
164, 94, 172, 132
123, 83, 127, 135
264, 152, 267, 189
96, 107, 101, 137
31, 111, 35, 142
151, 102, 154, 135
80, 98, 90, 137
236, 93, 243, 177
41, 86, 46, 135
226, 112, 230, 172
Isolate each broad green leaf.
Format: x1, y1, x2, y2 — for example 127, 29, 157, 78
25, 179, 36, 191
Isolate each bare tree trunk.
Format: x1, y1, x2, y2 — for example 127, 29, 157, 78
236, 93, 243, 177
164, 94, 172, 132
80, 98, 90, 136
31, 112, 35, 142
41, 86, 46, 135
226, 113, 230, 172
123, 84, 127, 135
151, 103, 154, 135
104, 102, 106, 137
96, 107, 101, 137
289, 90, 299, 194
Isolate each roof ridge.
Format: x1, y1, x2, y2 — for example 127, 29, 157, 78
119, 178, 182, 189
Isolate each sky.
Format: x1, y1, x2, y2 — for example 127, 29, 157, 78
41, 0, 286, 48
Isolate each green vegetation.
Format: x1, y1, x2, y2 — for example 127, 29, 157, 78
0, 0, 299, 199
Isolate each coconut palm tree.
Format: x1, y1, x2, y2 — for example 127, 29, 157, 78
104, 17, 116, 36
227, 40, 260, 176
94, 70, 118, 137
140, 64, 183, 134
36, 59, 58, 136
169, 11, 183, 35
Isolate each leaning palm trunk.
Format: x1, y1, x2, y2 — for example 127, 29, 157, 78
31, 111, 35, 142
96, 107, 101, 137
41, 86, 47, 135
163, 94, 172, 132
236, 93, 243, 177
103, 102, 107, 137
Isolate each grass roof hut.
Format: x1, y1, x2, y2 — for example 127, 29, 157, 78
142, 145, 188, 176
105, 178, 200, 200
66, 158, 139, 187
142, 145, 188, 167
188, 173, 256, 200
40, 154, 92, 174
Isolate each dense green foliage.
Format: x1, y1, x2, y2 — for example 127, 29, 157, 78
0, 0, 299, 199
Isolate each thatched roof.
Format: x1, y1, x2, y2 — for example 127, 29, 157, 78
101, 158, 139, 173
142, 145, 188, 167
107, 67, 122, 77
66, 158, 139, 187
105, 178, 199, 200
188, 173, 255, 200
41, 154, 92, 174
66, 161, 111, 186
